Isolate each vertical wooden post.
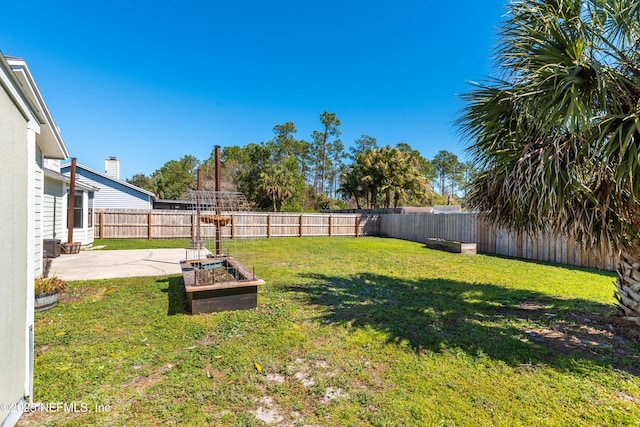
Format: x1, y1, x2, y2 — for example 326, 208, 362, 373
328, 215, 333, 237
299, 214, 304, 238
267, 214, 272, 238
355, 215, 360, 237
148, 211, 153, 240
231, 214, 236, 240
191, 212, 196, 240
516, 231, 523, 258
99, 211, 105, 239
196, 168, 201, 243
214, 146, 222, 256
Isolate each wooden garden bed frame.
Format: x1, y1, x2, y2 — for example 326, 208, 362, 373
425, 238, 477, 254
180, 257, 264, 314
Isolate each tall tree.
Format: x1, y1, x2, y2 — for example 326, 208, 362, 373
257, 159, 296, 212
350, 135, 378, 159
151, 155, 199, 200
267, 122, 313, 181
270, 121, 298, 159
326, 139, 347, 198
431, 150, 466, 197
313, 111, 341, 195
126, 173, 156, 193
223, 143, 272, 208
222, 138, 308, 211
340, 144, 432, 209
458, 0, 640, 324
397, 142, 436, 184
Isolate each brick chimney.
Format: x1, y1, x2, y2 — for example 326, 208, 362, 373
105, 157, 120, 180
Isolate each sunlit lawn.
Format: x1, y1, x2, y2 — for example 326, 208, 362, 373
93, 238, 191, 250
21, 237, 640, 426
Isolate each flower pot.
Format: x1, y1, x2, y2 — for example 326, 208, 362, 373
35, 291, 59, 312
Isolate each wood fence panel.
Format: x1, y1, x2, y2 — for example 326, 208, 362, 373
302, 214, 328, 237
270, 213, 302, 238
152, 210, 193, 239
379, 212, 616, 271
332, 214, 360, 236
93, 209, 615, 270
94, 210, 379, 240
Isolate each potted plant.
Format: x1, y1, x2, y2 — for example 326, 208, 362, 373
34, 275, 67, 312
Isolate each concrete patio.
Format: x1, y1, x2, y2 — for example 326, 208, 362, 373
49, 248, 195, 281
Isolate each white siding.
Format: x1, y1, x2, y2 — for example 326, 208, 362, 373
34, 146, 43, 278
43, 158, 60, 172
64, 167, 152, 210
0, 71, 30, 427
43, 176, 64, 240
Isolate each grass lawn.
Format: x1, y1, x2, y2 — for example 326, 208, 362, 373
93, 239, 191, 250
21, 237, 640, 426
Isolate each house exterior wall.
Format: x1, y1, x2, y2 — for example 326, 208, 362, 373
63, 167, 153, 210
34, 146, 43, 278
43, 158, 60, 173
43, 176, 64, 241
1, 55, 69, 427
0, 69, 31, 427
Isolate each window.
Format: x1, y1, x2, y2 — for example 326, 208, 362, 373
67, 190, 83, 229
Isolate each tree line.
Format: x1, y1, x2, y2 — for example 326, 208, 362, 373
127, 111, 469, 211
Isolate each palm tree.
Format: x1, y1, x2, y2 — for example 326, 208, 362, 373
340, 146, 432, 209
257, 163, 294, 212
459, 0, 640, 324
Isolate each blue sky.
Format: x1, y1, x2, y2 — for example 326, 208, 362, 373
2, 0, 508, 179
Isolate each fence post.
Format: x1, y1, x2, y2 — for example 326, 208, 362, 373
267, 214, 272, 238
355, 215, 360, 237
99, 211, 105, 239
328, 214, 333, 237
148, 211, 153, 240
299, 214, 304, 237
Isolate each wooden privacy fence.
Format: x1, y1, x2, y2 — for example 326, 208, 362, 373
380, 213, 617, 271
94, 210, 380, 240
94, 210, 616, 270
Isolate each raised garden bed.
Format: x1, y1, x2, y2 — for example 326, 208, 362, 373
425, 238, 477, 254
180, 257, 265, 314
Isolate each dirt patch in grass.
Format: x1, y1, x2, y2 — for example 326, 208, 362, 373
321, 387, 349, 404
494, 302, 640, 374
129, 363, 174, 392
250, 396, 285, 425
16, 407, 52, 426
609, 316, 640, 342
494, 302, 555, 320
519, 311, 640, 374
58, 287, 93, 303
265, 373, 286, 384
57, 286, 115, 304
197, 335, 218, 346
